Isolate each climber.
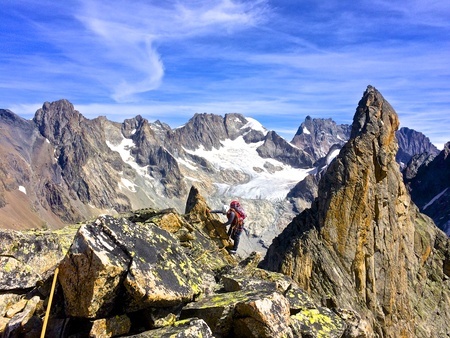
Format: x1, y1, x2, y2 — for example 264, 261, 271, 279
209, 200, 246, 254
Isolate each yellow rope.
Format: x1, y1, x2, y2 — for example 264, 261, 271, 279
40, 267, 59, 338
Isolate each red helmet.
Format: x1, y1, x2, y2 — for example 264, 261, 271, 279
230, 200, 240, 209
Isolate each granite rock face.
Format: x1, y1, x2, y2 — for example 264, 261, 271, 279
261, 86, 450, 337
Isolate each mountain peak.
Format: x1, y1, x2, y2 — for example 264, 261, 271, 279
290, 115, 350, 162
33, 99, 85, 142
261, 86, 450, 336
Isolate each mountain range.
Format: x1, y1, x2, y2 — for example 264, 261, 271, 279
1, 85, 449, 337
0, 91, 448, 255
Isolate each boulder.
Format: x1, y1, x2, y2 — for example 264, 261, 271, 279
90, 314, 131, 338
58, 215, 208, 318
233, 290, 293, 338
0, 227, 77, 291
125, 318, 213, 337
181, 289, 293, 337
58, 219, 130, 318
290, 306, 346, 338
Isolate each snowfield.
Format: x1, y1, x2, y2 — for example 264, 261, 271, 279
184, 136, 313, 200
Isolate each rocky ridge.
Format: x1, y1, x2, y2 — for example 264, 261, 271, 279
260, 86, 450, 337
1, 187, 360, 338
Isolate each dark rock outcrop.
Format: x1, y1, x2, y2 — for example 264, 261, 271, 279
261, 86, 450, 337
257, 131, 314, 168
405, 142, 450, 235
402, 151, 436, 180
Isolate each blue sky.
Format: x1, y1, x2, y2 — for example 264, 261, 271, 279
1, 0, 449, 148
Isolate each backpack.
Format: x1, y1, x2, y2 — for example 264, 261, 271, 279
230, 200, 246, 224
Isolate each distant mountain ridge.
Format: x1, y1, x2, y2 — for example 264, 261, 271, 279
291, 115, 351, 163
0, 102, 319, 254
0, 96, 448, 254
396, 126, 439, 169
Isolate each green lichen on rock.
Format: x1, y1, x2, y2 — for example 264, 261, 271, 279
290, 307, 346, 338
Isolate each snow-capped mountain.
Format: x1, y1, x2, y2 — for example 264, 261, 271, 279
0, 98, 446, 255
0, 101, 320, 254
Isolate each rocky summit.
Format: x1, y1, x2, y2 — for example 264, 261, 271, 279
260, 86, 450, 337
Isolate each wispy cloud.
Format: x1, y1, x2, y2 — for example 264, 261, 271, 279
1, 0, 449, 148
68, 0, 270, 102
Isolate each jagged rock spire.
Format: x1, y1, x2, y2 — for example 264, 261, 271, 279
261, 86, 450, 337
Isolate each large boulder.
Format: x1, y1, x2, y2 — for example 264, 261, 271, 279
58, 215, 208, 318
0, 227, 78, 291
181, 289, 293, 338
125, 318, 214, 337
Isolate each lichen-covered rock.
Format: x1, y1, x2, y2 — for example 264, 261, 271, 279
59, 215, 208, 318
284, 284, 317, 313
125, 318, 214, 338
0, 256, 40, 291
233, 290, 293, 338
113, 219, 206, 312
58, 220, 130, 318
221, 251, 317, 314
290, 307, 346, 338
90, 314, 131, 338
0, 227, 77, 291
181, 289, 293, 337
